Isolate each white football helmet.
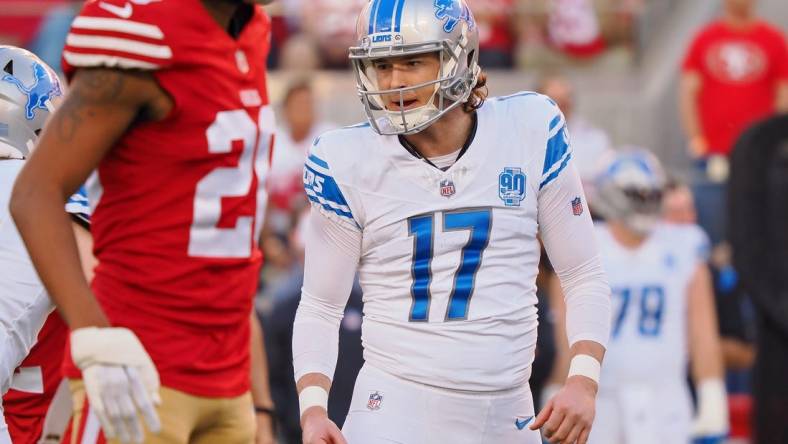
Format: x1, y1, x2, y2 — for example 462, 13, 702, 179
594, 148, 667, 235
0, 45, 63, 159
349, 0, 481, 135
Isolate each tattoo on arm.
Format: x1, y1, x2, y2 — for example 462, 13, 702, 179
54, 69, 129, 142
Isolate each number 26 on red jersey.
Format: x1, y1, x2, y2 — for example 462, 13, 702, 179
188, 106, 274, 259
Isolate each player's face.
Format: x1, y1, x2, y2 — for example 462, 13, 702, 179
371, 53, 441, 112
724, 0, 755, 15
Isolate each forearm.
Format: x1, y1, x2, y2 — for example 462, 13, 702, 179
10, 184, 107, 328
250, 312, 274, 408
539, 164, 611, 349
691, 334, 724, 381
11, 68, 154, 330
296, 372, 332, 395
546, 274, 570, 385
688, 265, 724, 382
679, 73, 704, 140
776, 81, 788, 113
292, 209, 360, 393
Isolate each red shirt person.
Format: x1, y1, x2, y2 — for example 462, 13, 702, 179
10, 0, 274, 442
680, 0, 788, 158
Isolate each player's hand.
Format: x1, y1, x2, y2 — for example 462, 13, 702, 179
71, 327, 162, 444
301, 407, 347, 444
530, 375, 597, 444
255, 410, 277, 444
688, 135, 708, 158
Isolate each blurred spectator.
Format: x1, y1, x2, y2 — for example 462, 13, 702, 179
268, 79, 333, 236
663, 180, 698, 224
278, 34, 321, 72
537, 73, 613, 185
679, 0, 788, 161
468, 0, 517, 68
548, 0, 606, 58
28, 1, 82, 72
300, 0, 366, 69
729, 114, 788, 444
262, 211, 364, 444
0, 0, 62, 47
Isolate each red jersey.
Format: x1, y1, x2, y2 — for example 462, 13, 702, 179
682, 20, 788, 155
61, 0, 273, 397
3, 313, 67, 444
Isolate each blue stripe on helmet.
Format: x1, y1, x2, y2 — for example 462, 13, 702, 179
393, 0, 405, 32
375, 0, 397, 33
369, 0, 383, 34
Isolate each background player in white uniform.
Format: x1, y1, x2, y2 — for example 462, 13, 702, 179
0, 46, 93, 444
587, 149, 728, 444
292, 1, 612, 443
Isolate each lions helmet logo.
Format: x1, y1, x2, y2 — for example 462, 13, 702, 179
433, 0, 474, 33
1, 61, 62, 121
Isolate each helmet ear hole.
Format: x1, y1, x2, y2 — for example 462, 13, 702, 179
3, 60, 12, 75
467, 49, 475, 68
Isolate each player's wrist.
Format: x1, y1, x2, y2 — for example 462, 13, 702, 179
299, 386, 329, 421
567, 354, 601, 387
566, 374, 598, 396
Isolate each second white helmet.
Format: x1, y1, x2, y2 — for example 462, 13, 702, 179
0, 45, 63, 159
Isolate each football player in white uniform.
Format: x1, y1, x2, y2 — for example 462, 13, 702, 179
587, 149, 728, 444
291, 1, 612, 443
0, 46, 93, 444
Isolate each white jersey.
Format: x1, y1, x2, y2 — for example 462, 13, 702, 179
0, 159, 89, 395
303, 92, 591, 391
595, 222, 709, 388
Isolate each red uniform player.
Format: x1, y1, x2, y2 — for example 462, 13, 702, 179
3, 314, 70, 444
10, 0, 276, 443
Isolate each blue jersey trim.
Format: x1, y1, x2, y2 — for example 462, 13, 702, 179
549, 114, 562, 132
303, 164, 355, 222
307, 154, 329, 170
540, 153, 572, 190
542, 125, 570, 175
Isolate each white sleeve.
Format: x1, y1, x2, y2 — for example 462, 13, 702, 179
538, 161, 611, 348
292, 208, 362, 382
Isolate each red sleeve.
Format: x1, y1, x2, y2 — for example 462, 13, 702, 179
61, 0, 174, 80
681, 27, 709, 73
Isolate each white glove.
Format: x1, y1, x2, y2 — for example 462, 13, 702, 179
71, 327, 162, 444
691, 379, 728, 441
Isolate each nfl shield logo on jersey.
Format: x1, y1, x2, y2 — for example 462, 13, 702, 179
440, 179, 456, 198
367, 391, 383, 411
571, 197, 584, 216
498, 167, 526, 206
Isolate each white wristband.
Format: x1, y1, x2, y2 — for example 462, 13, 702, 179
567, 354, 601, 384
299, 386, 329, 418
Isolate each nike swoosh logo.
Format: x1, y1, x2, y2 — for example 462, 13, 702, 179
515, 416, 533, 430
98, 2, 133, 19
